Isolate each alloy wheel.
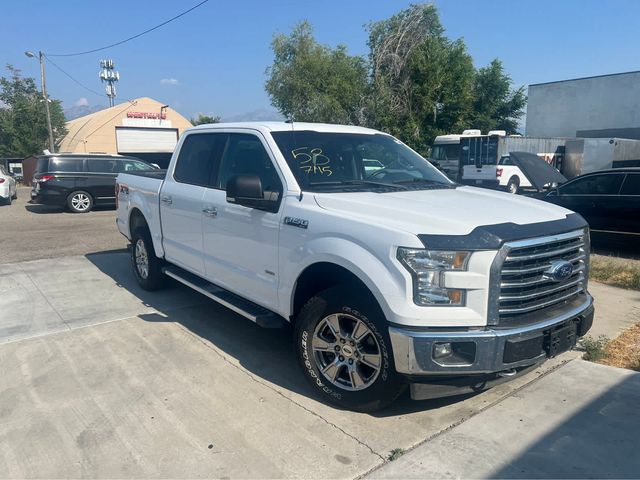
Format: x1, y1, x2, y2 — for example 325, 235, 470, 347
71, 193, 91, 211
135, 238, 149, 279
311, 313, 382, 391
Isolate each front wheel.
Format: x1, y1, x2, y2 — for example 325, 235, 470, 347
295, 286, 405, 412
131, 227, 166, 291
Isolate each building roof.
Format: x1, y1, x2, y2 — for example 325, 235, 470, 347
529, 70, 640, 88
59, 97, 192, 154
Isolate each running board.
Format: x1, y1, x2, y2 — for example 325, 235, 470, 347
162, 265, 287, 328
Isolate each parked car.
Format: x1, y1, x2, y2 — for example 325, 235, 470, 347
0, 164, 18, 205
31, 154, 157, 213
496, 155, 533, 193
116, 122, 593, 412
531, 168, 640, 247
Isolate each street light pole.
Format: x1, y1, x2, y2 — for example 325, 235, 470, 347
25, 50, 55, 153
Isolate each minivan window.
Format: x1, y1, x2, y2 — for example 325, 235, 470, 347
117, 159, 154, 172
49, 158, 84, 172
174, 133, 227, 186
620, 173, 640, 195
36, 157, 49, 173
86, 159, 118, 173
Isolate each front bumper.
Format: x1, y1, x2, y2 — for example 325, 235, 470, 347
389, 293, 593, 377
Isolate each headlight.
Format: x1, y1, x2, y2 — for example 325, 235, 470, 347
397, 248, 470, 306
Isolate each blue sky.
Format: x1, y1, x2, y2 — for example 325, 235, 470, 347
2, 0, 639, 120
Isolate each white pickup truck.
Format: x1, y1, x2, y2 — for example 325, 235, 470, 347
116, 122, 594, 412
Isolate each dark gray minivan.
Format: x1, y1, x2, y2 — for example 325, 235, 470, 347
31, 154, 157, 212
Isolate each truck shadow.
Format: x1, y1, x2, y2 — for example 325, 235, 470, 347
86, 251, 481, 417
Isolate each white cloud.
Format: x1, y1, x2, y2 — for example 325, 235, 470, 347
160, 78, 179, 86
74, 97, 89, 107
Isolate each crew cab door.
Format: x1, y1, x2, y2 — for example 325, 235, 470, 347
160, 133, 222, 275
201, 131, 283, 310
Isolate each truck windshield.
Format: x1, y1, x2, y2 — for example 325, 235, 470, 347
271, 131, 453, 192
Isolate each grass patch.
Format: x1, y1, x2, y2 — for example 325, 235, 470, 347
581, 325, 640, 372
388, 448, 406, 461
598, 323, 640, 372
589, 255, 640, 290
580, 335, 610, 362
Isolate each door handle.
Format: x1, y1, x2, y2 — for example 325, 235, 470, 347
202, 207, 217, 217
161, 196, 172, 205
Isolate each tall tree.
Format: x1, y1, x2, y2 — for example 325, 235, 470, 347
265, 21, 368, 124
471, 59, 526, 134
190, 113, 220, 125
366, 4, 476, 153
0, 65, 67, 157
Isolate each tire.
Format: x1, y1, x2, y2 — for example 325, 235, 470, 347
295, 285, 406, 412
67, 190, 93, 213
11, 189, 17, 200
130, 226, 166, 291
506, 176, 520, 194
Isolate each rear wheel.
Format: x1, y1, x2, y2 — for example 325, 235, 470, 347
295, 285, 405, 412
507, 176, 520, 194
67, 190, 93, 213
11, 189, 17, 200
131, 226, 166, 291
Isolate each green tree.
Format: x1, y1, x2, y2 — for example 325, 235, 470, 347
366, 4, 476, 153
471, 59, 526, 134
190, 113, 220, 125
0, 65, 67, 157
265, 21, 369, 124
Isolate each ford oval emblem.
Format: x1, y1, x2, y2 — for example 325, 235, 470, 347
544, 260, 574, 282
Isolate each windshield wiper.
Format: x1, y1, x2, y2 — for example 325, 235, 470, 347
309, 180, 408, 190
393, 178, 454, 187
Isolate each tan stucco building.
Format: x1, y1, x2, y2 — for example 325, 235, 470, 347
59, 97, 192, 167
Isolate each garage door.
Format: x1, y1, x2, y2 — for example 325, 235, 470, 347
116, 127, 178, 153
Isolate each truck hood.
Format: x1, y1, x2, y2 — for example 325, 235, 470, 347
313, 186, 573, 237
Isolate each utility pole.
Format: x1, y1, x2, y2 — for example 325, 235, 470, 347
25, 51, 55, 153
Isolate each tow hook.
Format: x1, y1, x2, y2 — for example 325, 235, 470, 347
497, 368, 518, 378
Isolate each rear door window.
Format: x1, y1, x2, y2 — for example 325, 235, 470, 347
560, 173, 625, 195
173, 133, 227, 186
49, 158, 84, 173
620, 174, 640, 196
86, 159, 118, 173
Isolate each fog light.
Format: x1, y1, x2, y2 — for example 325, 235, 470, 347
433, 342, 453, 359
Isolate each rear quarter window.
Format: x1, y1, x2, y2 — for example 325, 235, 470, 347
49, 158, 84, 172
37, 157, 50, 173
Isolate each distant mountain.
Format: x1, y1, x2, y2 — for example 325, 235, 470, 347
64, 104, 106, 121
222, 108, 284, 122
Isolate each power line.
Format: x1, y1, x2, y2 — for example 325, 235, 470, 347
47, 0, 209, 57
43, 55, 107, 99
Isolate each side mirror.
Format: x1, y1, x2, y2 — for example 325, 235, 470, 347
151, 163, 160, 169
226, 175, 279, 212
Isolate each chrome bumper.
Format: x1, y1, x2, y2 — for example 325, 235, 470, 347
389, 293, 594, 376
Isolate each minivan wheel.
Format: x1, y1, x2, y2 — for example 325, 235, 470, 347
131, 227, 166, 291
67, 191, 93, 213
295, 285, 406, 412
507, 177, 520, 194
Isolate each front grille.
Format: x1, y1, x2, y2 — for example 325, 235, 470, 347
498, 230, 588, 324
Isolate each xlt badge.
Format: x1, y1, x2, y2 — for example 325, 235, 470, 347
284, 217, 309, 229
